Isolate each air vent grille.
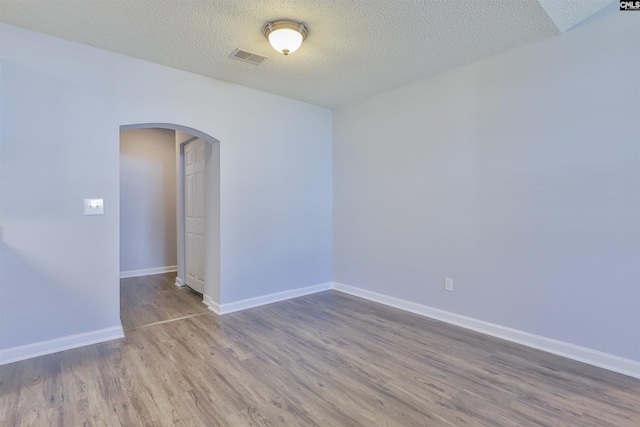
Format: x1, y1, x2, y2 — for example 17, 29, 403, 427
230, 49, 268, 65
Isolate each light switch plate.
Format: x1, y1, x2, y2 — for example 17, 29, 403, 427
84, 199, 104, 215
444, 278, 453, 292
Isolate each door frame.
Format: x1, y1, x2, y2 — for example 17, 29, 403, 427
120, 123, 221, 307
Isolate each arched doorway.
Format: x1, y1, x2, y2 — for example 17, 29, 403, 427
119, 123, 220, 311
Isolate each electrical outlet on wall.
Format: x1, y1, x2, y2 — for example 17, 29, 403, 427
84, 198, 104, 215
444, 278, 453, 292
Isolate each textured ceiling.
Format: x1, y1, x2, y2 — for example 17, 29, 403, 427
0, 0, 613, 109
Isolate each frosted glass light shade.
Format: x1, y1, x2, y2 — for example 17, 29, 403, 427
263, 20, 308, 56
268, 29, 303, 55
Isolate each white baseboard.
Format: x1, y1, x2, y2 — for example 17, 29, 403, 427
216, 282, 333, 315
5, 280, 637, 379
333, 282, 640, 379
0, 325, 124, 366
175, 276, 184, 287
120, 265, 177, 279
203, 294, 220, 314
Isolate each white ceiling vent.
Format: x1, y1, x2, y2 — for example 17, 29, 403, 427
230, 48, 268, 65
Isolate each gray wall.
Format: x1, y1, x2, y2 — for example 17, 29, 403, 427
0, 23, 332, 351
120, 128, 177, 273
333, 9, 640, 361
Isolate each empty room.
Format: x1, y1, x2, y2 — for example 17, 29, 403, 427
0, 1, 638, 426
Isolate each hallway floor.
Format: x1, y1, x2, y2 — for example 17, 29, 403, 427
120, 272, 208, 330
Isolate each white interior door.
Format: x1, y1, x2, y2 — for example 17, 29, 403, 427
184, 139, 206, 294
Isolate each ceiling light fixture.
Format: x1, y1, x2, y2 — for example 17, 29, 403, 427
262, 19, 308, 56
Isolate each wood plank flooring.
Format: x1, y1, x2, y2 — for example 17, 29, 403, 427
1, 273, 638, 426
120, 273, 209, 330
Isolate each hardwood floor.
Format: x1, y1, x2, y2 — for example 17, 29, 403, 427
1, 274, 638, 426
120, 273, 209, 330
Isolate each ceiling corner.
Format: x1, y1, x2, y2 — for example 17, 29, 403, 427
536, 0, 616, 32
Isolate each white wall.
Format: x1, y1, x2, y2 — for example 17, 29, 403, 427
0, 23, 332, 354
120, 128, 177, 273
333, 9, 640, 361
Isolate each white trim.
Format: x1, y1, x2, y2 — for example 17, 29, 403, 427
6, 281, 636, 378
0, 326, 124, 366
175, 276, 184, 287
218, 282, 333, 315
332, 282, 640, 379
120, 265, 177, 279
203, 294, 220, 314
